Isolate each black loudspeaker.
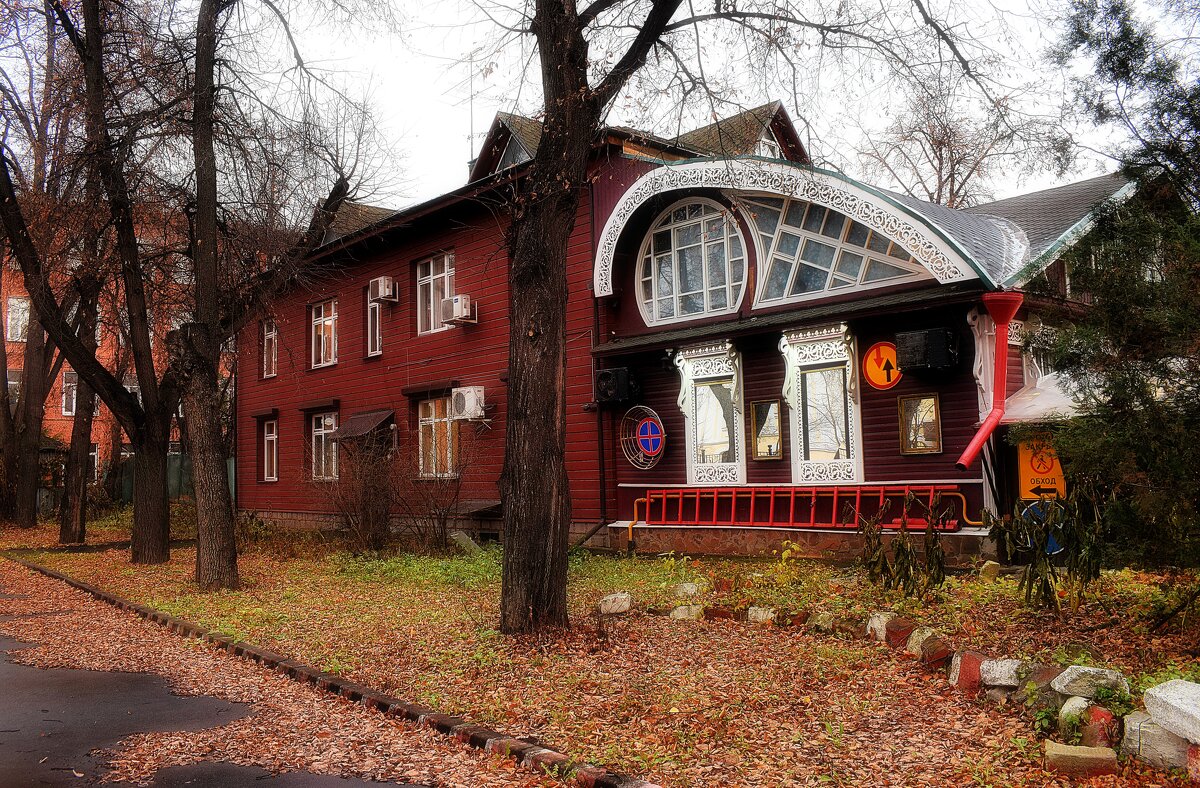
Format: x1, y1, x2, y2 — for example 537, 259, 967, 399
896, 329, 959, 372
595, 367, 636, 403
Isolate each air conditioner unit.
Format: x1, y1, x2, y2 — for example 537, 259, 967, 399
594, 367, 637, 404
896, 328, 959, 372
449, 386, 486, 420
368, 275, 398, 302
440, 294, 476, 324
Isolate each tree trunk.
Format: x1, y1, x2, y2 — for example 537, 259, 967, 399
14, 319, 49, 528
182, 355, 239, 590
497, 2, 604, 633
130, 416, 171, 563
59, 374, 96, 544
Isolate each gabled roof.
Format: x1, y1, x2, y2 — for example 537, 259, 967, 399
324, 201, 396, 244
467, 101, 809, 183
674, 101, 806, 161
965, 173, 1133, 283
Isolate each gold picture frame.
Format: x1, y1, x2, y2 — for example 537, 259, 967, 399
898, 394, 942, 455
749, 400, 783, 460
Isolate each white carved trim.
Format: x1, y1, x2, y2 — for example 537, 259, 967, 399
779, 325, 862, 485
673, 341, 746, 485
593, 160, 980, 297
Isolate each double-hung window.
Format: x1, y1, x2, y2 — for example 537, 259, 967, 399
262, 319, 277, 378
311, 300, 337, 368
311, 412, 338, 480
263, 419, 278, 481
62, 371, 78, 416
418, 397, 457, 477
779, 324, 859, 483
367, 300, 383, 356
416, 253, 455, 334
6, 296, 30, 342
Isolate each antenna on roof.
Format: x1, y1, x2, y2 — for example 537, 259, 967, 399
468, 52, 475, 175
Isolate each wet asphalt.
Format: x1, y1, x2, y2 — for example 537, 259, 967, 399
0, 606, 431, 787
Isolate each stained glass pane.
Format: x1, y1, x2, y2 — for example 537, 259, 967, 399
800, 239, 836, 269
846, 221, 870, 247
784, 200, 807, 228
821, 212, 846, 239
836, 251, 864, 279
863, 259, 911, 282
778, 232, 802, 258
707, 245, 727, 287
802, 205, 826, 234
789, 264, 828, 295
678, 246, 703, 292
763, 258, 793, 299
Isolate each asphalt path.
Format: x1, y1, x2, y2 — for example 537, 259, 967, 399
0, 625, 430, 788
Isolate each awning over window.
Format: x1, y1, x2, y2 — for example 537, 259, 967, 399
1002, 373, 1080, 423
331, 409, 393, 440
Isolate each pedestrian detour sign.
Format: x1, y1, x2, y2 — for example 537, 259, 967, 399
862, 341, 902, 390
1018, 436, 1066, 499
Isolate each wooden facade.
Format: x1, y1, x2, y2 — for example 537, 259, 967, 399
236, 104, 1130, 555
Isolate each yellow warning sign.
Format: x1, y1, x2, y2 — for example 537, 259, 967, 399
863, 341, 902, 390
1019, 437, 1066, 499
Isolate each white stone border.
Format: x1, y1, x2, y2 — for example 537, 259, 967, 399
593, 160, 981, 297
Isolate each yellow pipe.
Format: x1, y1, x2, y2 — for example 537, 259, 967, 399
629, 498, 647, 551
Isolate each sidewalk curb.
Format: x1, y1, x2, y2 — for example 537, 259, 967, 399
4, 555, 660, 788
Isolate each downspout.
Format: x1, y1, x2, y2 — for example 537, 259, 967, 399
955, 291, 1024, 471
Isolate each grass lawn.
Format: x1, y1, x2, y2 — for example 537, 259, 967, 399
5, 513, 1198, 786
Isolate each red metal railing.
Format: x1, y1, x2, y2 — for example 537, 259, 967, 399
633, 484, 978, 532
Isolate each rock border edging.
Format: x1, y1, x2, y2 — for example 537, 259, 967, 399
3, 555, 659, 788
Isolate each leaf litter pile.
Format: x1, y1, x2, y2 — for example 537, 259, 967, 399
7, 538, 1192, 788
0, 560, 556, 787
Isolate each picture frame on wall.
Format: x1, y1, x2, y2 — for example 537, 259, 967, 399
750, 399, 783, 460
898, 393, 942, 455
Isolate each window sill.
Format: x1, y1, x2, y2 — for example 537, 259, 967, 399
417, 473, 460, 481
262, 373, 277, 380
310, 361, 338, 371
417, 325, 455, 337
365, 351, 383, 360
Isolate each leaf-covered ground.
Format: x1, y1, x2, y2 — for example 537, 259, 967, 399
4, 517, 1193, 787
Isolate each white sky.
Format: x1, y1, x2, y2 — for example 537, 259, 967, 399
286, 0, 1122, 211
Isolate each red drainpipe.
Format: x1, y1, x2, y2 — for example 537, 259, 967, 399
955, 291, 1024, 471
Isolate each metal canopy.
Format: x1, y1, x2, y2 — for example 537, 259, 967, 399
330, 409, 393, 441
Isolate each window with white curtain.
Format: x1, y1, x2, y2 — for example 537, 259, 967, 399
311, 300, 337, 368
779, 325, 859, 483
311, 412, 338, 480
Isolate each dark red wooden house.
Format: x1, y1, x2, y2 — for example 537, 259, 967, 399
235, 103, 1130, 557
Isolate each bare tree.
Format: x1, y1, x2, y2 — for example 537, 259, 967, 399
457, 0, 1021, 632
0, 0, 370, 583
856, 69, 1072, 207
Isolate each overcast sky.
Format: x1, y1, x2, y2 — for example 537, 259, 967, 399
285, 0, 1118, 211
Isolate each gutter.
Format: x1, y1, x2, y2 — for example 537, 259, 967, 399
955, 292, 1024, 471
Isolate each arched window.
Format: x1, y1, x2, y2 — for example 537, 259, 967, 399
637, 201, 746, 325
746, 196, 930, 305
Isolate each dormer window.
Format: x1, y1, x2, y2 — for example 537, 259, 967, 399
755, 129, 782, 158
636, 200, 746, 326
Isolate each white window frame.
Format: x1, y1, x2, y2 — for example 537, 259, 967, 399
311, 412, 338, 480
418, 397, 458, 477
779, 324, 861, 484
746, 196, 931, 308
62, 371, 78, 416
755, 129, 783, 158
89, 443, 100, 481
263, 419, 278, 482
674, 341, 746, 485
367, 300, 383, 356
636, 199, 747, 327
6, 296, 30, 342
262, 319, 277, 378
416, 253, 455, 335
310, 300, 337, 368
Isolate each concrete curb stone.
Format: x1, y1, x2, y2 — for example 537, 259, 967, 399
3, 555, 661, 788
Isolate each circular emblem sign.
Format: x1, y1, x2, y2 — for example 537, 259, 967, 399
620, 406, 666, 469
863, 341, 902, 390
635, 417, 664, 457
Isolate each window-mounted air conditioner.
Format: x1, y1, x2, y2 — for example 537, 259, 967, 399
449, 386, 486, 420
368, 275, 398, 302
440, 294, 477, 324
